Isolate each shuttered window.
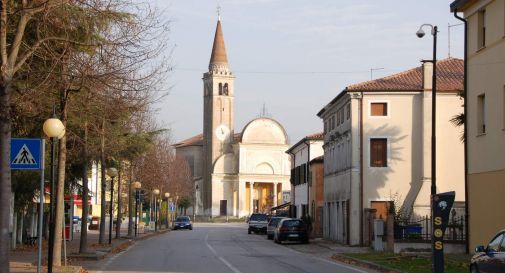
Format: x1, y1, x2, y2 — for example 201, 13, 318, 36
370, 138, 387, 167
371, 103, 388, 116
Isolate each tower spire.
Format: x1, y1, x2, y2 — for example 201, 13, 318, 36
209, 13, 229, 72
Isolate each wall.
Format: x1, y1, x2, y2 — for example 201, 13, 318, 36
463, 0, 505, 252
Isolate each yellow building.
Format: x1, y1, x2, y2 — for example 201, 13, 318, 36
451, 0, 505, 252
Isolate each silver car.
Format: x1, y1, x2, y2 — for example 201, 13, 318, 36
267, 217, 286, 240
248, 213, 268, 234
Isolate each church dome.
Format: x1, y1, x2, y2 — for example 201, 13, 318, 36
240, 117, 288, 145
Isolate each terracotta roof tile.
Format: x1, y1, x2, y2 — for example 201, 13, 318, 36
307, 132, 324, 140
173, 134, 203, 148
346, 58, 463, 92
174, 132, 243, 148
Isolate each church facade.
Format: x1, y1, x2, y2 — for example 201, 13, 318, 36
174, 18, 291, 217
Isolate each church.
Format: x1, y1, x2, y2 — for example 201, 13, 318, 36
174, 18, 291, 218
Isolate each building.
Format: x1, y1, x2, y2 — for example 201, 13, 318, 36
286, 133, 324, 219
451, 0, 505, 251
174, 18, 291, 218
309, 155, 324, 238
317, 58, 465, 245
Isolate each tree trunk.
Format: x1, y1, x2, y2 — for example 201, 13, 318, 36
11, 211, 17, 250
115, 167, 122, 238
99, 121, 106, 244
16, 210, 23, 245
79, 121, 89, 253
127, 163, 134, 237
0, 82, 12, 272
53, 95, 68, 266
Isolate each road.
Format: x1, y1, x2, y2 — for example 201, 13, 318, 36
87, 223, 375, 273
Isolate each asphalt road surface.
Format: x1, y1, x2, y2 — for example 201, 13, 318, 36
88, 223, 375, 273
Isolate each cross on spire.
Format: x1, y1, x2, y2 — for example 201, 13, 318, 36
217, 5, 221, 21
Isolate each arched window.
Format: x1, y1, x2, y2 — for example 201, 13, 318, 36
218, 83, 223, 95
223, 83, 229, 96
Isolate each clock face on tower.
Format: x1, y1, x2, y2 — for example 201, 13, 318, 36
215, 124, 230, 142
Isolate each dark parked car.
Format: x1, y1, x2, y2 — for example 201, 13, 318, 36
88, 216, 100, 230
248, 213, 268, 234
173, 216, 193, 230
471, 229, 505, 273
274, 218, 308, 244
267, 217, 285, 240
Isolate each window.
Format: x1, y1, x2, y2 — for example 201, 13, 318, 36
477, 94, 486, 134
371, 102, 388, 116
331, 115, 335, 130
478, 9, 486, 49
218, 83, 223, 95
487, 233, 504, 252
346, 104, 351, 120
370, 138, 387, 167
324, 120, 327, 133
223, 83, 229, 95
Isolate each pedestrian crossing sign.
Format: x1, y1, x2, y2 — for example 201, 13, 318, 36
10, 138, 42, 170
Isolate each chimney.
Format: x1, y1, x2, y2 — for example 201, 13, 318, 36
422, 60, 433, 91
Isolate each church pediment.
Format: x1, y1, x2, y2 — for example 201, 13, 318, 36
240, 118, 288, 145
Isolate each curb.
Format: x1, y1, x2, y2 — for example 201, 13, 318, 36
69, 229, 170, 261
331, 254, 407, 273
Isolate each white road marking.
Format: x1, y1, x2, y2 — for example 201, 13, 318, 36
279, 243, 372, 273
95, 240, 135, 273
205, 233, 243, 273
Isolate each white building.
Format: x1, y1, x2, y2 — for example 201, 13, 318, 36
317, 58, 465, 245
174, 18, 291, 218
286, 133, 324, 218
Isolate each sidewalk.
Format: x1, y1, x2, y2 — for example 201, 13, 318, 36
9, 226, 169, 273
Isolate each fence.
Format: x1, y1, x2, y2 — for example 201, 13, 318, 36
394, 215, 466, 243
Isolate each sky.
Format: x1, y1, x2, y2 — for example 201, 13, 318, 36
151, 0, 464, 144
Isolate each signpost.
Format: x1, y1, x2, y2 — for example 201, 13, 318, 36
432, 191, 456, 273
10, 138, 44, 273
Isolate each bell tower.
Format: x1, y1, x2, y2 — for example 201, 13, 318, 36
202, 17, 235, 215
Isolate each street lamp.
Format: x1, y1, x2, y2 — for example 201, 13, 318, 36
164, 192, 170, 228
153, 189, 160, 231
133, 181, 141, 237
416, 23, 438, 196
43, 116, 65, 273
417, 23, 438, 273
106, 167, 118, 245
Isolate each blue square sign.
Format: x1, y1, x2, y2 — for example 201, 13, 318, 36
10, 138, 42, 170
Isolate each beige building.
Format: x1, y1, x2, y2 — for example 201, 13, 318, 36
286, 133, 324, 219
451, 0, 505, 251
317, 58, 465, 245
174, 18, 291, 218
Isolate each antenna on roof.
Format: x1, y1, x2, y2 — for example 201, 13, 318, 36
370, 67, 384, 80
217, 4, 221, 21
259, 103, 271, 118
448, 22, 464, 58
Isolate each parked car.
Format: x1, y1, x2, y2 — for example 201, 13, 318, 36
248, 213, 268, 234
267, 217, 286, 240
274, 218, 308, 244
173, 216, 193, 230
88, 216, 100, 230
470, 229, 505, 273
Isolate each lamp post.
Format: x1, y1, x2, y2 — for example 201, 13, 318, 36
133, 181, 141, 237
164, 192, 170, 229
43, 115, 65, 273
153, 189, 160, 231
416, 23, 438, 197
417, 23, 438, 273
107, 167, 118, 245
